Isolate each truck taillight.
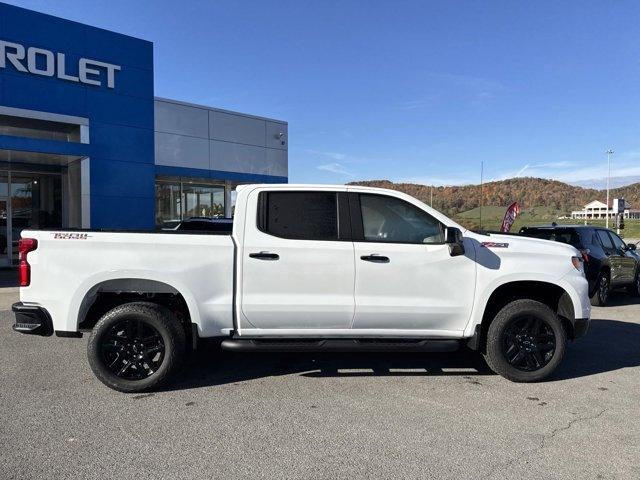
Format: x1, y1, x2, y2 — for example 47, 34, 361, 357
18, 238, 38, 287
580, 249, 590, 262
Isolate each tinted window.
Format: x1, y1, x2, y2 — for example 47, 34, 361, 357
609, 232, 627, 251
519, 228, 580, 247
596, 230, 614, 250
263, 192, 338, 240
177, 220, 233, 233
584, 231, 600, 247
359, 194, 443, 244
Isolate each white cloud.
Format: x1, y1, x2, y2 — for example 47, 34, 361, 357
317, 163, 355, 177
397, 175, 479, 187
306, 149, 347, 161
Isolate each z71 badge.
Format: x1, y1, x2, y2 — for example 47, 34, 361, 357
481, 241, 509, 248
53, 233, 92, 240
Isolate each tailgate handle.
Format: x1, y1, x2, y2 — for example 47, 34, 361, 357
360, 254, 390, 263
249, 252, 279, 260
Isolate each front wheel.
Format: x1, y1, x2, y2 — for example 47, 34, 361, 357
483, 299, 566, 382
627, 272, 640, 297
87, 302, 186, 392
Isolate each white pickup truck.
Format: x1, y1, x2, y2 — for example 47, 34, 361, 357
13, 184, 591, 392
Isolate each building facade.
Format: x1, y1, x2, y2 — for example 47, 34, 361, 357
0, 3, 287, 265
571, 200, 639, 220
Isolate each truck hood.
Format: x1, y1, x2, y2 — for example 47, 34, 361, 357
466, 231, 581, 257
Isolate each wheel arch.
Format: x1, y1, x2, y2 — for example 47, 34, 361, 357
475, 280, 575, 352
71, 274, 201, 333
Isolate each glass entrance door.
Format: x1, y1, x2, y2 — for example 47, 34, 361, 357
0, 197, 9, 267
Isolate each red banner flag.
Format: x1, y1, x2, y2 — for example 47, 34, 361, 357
501, 202, 521, 233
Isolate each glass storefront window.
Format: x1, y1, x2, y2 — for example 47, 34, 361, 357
155, 178, 226, 229
155, 183, 182, 229
183, 184, 225, 218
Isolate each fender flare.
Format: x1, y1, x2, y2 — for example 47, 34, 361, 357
68, 270, 202, 332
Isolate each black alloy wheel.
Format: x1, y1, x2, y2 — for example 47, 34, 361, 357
88, 302, 186, 392
628, 273, 640, 297
101, 319, 165, 380
590, 272, 610, 306
501, 316, 556, 372
598, 275, 609, 304
483, 298, 566, 382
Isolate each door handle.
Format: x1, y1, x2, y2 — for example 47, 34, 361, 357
249, 251, 279, 260
360, 254, 390, 263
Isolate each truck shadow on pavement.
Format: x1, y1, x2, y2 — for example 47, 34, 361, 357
169, 313, 640, 391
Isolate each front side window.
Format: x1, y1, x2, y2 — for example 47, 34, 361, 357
608, 232, 627, 252
359, 194, 444, 244
596, 230, 614, 251
262, 191, 338, 240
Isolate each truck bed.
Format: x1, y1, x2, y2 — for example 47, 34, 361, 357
20, 230, 236, 336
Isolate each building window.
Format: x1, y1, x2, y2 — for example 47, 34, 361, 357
183, 184, 225, 218
155, 177, 229, 229
0, 114, 81, 142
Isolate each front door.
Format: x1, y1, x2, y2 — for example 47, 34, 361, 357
351, 193, 476, 333
240, 189, 355, 331
0, 198, 9, 267
607, 231, 637, 285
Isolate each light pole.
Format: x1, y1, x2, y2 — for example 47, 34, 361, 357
605, 149, 614, 228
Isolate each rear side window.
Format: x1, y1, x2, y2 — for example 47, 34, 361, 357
596, 230, 614, 251
520, 228, 580, 247
259, 191, 338, 240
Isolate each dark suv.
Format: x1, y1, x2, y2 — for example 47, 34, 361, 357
519, 225, 640, 306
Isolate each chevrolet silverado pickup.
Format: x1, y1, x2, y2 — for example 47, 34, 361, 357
12, 184, 591, 392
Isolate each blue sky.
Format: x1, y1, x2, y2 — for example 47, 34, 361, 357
7, 0, 640, 187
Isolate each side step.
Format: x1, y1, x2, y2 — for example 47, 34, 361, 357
220, 338, 461, 353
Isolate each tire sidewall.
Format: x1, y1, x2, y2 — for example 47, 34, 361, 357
591, 271, 609, 306
87, 303, 184, 393
485, 299, 566, 382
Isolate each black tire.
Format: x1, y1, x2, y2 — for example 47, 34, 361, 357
590, 271, 610, 307
483, 299, 566, 382
87, 302, 186, 393
627, 271, 640, 297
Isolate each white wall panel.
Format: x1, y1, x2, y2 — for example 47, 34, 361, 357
155, 132, 209, 169
210, 111, 266, 147
154, 100, 209, 138
266, 121, 287, 151
211, 140, 267, 174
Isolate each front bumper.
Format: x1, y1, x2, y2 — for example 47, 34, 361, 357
12, 302, 53, 336
573, 317, 590, 339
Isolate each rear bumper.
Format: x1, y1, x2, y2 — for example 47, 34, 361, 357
12, 302, 53, 336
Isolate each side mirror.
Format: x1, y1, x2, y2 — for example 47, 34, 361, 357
445, 227, 465, 257
627, 243, 636, 251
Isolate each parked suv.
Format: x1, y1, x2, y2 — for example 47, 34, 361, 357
519, 225, 640, 306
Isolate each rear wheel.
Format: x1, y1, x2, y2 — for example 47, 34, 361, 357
483, 299, 566, 382
590, 272, 610, 306
87, 302, 185, 392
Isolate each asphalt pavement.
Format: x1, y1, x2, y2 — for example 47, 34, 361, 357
1, 291, 639, 479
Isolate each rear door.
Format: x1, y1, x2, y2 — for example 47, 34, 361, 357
350, 192, 476, 333
240, 189, 355, 331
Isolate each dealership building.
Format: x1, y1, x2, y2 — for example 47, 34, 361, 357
0, 2, 288, 265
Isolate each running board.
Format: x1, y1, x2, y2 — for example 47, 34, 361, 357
220, 338, 461, 353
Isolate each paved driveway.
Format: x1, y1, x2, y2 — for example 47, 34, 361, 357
0, 293, 639, 479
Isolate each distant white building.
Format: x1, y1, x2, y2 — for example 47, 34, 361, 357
571, 200, 640, 219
